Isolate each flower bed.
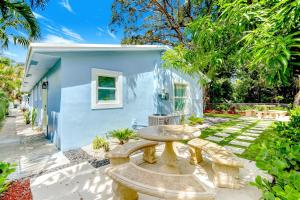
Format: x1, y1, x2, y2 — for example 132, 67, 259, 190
0, 179, 32, 200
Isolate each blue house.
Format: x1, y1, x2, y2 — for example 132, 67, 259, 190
21, 43, 203, 151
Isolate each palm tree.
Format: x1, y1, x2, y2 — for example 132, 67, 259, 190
0, 0, 42, 48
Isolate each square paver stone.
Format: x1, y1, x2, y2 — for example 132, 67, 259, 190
225, 127, 241, 132
224, 146, 245, 154
242, 132, 260, 137
214, 132, 231, 137
229, 140, 251, 147
206, 136, 223, 142
236, 136, 257, 141
247, 130, 263, 134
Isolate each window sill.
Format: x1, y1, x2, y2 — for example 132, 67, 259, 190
91, 103, 123, 110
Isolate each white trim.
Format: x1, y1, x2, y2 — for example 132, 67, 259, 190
173, 82, 189, 114
91, 68, 123, 109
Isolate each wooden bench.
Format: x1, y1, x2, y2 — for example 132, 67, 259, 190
106, 140, 158, 166
106, 162, 216, 200
188, 138, 243, 189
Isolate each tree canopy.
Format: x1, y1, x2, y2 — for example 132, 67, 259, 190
163, 0, 300, 104
110, 0, 213, 46
0, 0, 45, 48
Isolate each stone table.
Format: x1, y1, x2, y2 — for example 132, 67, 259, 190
138, 125, 200, 173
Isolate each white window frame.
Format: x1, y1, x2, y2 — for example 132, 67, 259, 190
173, 82, 188, 113
91, 68, 123, 109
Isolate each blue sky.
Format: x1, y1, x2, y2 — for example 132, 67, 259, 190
2, 0, 122, 63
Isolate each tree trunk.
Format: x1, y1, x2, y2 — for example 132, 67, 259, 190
294, 76, 300, 107
294, 90, 300, 106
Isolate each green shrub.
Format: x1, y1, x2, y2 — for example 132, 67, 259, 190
23, 110, 31, 124
108, 128, 136, 145
214, 104, 230, 111
252, 107, 300, 200
31, 108, 37, 128
188, 114, 204, 126
0, 91, 9, 122
237, 105, 253, 111
0, 162, 16, 194
271, 106, 287, 111
92, 136, 110, 152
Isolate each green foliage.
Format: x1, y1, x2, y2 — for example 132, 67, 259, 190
108, 128, 136, 145
31, 108, 37, 128
163, 0, 300, 105
92, 136, 110, 152
0, 90, 9, 122
23, 110, 31, 124
0, 1, 40, 48
252, 107, 300, 199
188, 114, 204, 126
180, 115, 186, 125
0, 162, 16, 194
213, 104, 230, 111
236, 105, 253, 111
0, 57, 24, 101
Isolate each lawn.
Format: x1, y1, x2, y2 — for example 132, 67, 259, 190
204, 113, 241, 119
240, 124, 276, 161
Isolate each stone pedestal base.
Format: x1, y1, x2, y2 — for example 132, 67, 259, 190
112, 182, 138, 200
189, 146, 203, 165
143, 146, 157, 164
212, 163, 241, 189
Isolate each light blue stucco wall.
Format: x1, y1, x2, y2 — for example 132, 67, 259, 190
27, 50, 203, 151
46, 60, 62, 148
58, 51, 162, 150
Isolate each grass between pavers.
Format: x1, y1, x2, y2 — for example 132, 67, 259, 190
240, 123, 276, 161
204, 113, 241, 119
200, 119, 241, 138
218, 120, 259, 146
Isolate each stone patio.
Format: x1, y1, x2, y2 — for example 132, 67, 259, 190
0, 111, 272, 199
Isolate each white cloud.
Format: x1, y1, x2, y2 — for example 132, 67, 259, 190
33, 12, 47, 20
42, 34, 76, 44
2, 51, 17, 58
59, 0, 73, 13
107, 29, 116, 39
61, 27, 83, 41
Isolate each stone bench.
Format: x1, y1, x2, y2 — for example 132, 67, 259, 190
106, 140, 158, 166
106, 162, 216, 200
188, 138, 243, 189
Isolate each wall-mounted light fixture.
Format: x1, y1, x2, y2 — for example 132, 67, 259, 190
42, 81, 48, 89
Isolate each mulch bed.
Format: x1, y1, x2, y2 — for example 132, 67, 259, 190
0, 179, 32, 200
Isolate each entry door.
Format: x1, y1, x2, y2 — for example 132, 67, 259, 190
42, 80, 48, 135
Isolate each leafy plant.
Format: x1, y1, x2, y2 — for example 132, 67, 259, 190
0, 162, 16, 194
179, 115, 186, 125
188, 114, 204, 126
252, 107, 300, 199
237, 105, 253, 111
31, 108, 37, 128
108, 128, 136, 145
23, 110, 31, 124
92, 136, 110, 152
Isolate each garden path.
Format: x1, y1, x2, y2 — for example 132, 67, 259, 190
0, 110, 69, 180
205, 118, 273, 155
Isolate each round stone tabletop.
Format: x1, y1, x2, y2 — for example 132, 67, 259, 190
137, 125, 201, 142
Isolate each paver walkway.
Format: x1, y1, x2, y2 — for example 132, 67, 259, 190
205, 117, 273, 155
0, 110, 69, 179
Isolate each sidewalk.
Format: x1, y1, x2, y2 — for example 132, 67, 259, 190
0, 110, 69, 179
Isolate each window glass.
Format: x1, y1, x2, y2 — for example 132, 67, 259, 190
98, 76, 115, 88
174, 84, 187, 111
98, 89, 116, 101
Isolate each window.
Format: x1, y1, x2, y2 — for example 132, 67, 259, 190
91, 68, 123, 109
174, 83, 187, 112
